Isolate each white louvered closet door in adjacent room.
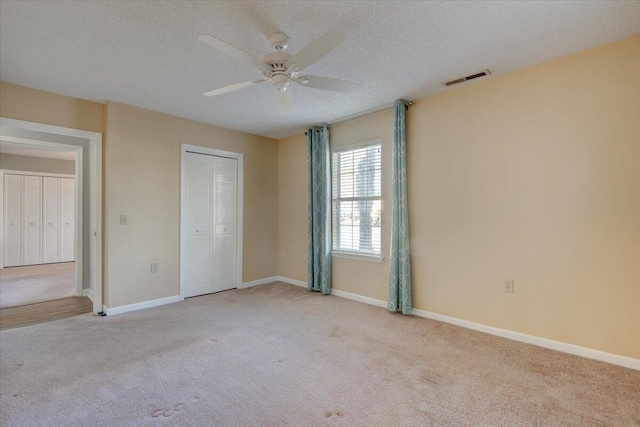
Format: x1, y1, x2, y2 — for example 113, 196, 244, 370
23, 176, 43, 265
3, 174, 24, 267
2, 174, 76, 268
184, 152, 238, 298
43, 177, 62, 264
60, 178, 76, 262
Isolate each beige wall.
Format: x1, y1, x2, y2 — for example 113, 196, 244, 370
0, 82, 103, 133
105, 102, 278, 307
277, 35, 640, 359
277, 134, 308, 281
0, 153, 75, 175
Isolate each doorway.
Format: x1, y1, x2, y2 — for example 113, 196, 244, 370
180, 144, 243, 299
1, 166, 78, 309
0, 118, 102, 316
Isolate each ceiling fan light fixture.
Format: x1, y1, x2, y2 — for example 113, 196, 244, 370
272, 74, 290, 91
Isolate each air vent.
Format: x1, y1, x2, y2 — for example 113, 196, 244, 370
445, 70, 491, 86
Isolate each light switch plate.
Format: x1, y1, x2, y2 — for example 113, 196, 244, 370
504, 279, 514, 293
151, 263, 158, 274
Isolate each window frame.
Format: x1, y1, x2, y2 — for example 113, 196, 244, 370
331, 139, 383, 261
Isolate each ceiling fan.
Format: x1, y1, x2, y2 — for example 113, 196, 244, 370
199, 30, 361, 114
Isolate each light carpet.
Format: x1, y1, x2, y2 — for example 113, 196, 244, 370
0, 282, 638, 426
0, 263, 76, 308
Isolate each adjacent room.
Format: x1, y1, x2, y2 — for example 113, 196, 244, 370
0, 1, 638, 426
0, 142, 91, 327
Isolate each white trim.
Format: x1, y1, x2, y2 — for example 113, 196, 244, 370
0, 170, 75, 179
82, 288, 94, 302
275, 276, 640, 371
332, 138, 381, 153
331, 251, 384, 263
276, 276, 307, 288
180, 143, 244, 299
329, 288, 387, 308
74, 147, 83, 297
103, 295, 182, 316
239, 276, 278, 289
0, 117, 103, 314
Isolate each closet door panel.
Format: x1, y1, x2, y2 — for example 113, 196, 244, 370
60, 178, 75, 262
184, 153, 213, 297
212, 157, 237, 292
23, 176, 43, 265
43, 177, 61, 264
3, 174, 23, 267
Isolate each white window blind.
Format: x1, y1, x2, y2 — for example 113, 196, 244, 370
332, 142, 382, 255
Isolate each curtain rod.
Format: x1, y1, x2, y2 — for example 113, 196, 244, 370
304, 101, 413, 135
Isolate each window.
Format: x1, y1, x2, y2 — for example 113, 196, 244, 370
332, 141, 382, 256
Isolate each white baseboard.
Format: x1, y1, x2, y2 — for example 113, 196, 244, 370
412, 309, 640, 371
103, 295, 183, 316
82, 288, 94, 302
275, 276, 639, 371
330, 288, 387, 308
276, 276, 307, 288
240, 276, 278, 289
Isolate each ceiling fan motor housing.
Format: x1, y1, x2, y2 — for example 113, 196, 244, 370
262, 51, 291, 73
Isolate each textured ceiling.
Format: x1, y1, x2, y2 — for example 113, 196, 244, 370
1, 1, 639, 139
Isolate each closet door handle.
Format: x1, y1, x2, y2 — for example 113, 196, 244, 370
30, 222, 35, 225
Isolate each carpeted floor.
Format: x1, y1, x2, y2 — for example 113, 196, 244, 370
0, 282, 638, 426
0, 263, 76, 308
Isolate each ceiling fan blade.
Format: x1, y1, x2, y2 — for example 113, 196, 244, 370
295, 75, 361, 93
276, 89, 292, 114
199, 34, 268, 69
203, 79, 268, 97
285, 30, 346, 72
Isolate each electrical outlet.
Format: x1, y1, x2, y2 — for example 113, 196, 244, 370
504, 279, 514, 293
120, 214, 128, 225
150, 263, 158, 274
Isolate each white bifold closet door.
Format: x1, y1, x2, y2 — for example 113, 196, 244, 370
184, 152, 238, 298
43, 177, 62, 264
60, 178, 76, 262
42, 176, 75, 264
3, 174, 24, 267
3, 174, 75, 267
23, 176, 43, 265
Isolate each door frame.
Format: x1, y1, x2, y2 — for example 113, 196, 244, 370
0, 117, 103, 314
180, 143, 244, 299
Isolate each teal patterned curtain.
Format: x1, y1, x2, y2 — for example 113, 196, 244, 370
308, 125, 332, 294
388, 100, 412, 314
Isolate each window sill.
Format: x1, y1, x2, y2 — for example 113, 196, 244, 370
331, 251, 384, 263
